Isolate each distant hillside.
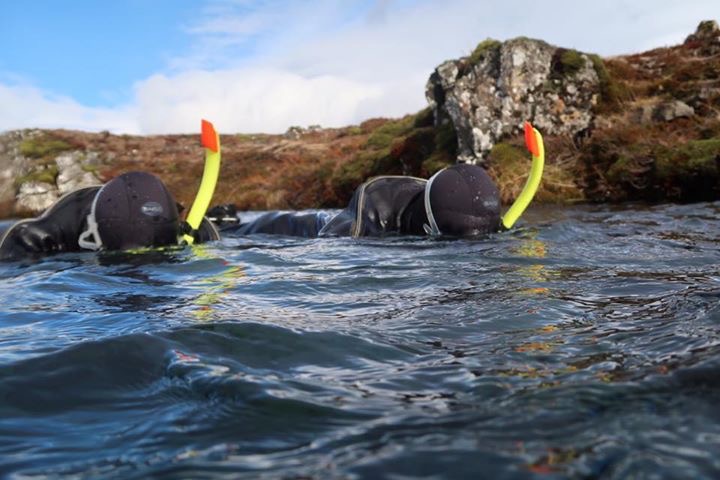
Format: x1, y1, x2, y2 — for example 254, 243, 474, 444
0, 20, 718, 218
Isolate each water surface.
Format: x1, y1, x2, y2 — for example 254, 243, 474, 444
1, 203, 719, 479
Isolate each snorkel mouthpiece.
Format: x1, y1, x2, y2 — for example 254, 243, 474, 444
501, 122, 545, 230
183, 119, 221, 245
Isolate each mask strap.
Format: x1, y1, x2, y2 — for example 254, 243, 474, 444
78, 214, 102, 250
78, 187, 104, 250
423, 169, 444, 236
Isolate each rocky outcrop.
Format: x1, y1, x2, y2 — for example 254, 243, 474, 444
0, 130, 102, 215
0, 136, 21, 213
426, 37, 601, 164
684, 20, 720, 55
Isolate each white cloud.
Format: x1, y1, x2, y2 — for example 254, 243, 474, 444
2, 0, 720, 134
132, 68, 386, 133
0, 83, 138, 134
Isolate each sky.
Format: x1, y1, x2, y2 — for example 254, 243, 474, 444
1, 0, 719, 135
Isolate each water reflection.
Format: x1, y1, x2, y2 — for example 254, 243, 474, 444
512, 232, 550, 293
185, 245, 246, 321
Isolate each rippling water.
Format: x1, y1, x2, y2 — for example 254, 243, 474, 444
1, 203, 719, 479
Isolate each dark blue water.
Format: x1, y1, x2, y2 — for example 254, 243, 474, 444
1, 203, 719, 479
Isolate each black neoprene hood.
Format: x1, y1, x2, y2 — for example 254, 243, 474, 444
424, 164, 501, 236
82, 172, 180, 250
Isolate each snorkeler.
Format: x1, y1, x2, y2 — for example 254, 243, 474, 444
0, 172, 220, 260
0, 120, 223, 260
224, 122, 544, 238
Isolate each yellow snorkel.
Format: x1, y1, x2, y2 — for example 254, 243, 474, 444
183, 119, 221, 245
501, 121, 544, 229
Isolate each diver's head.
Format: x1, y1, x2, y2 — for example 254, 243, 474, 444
78, 172, 180, 250
424, 164, 501, 236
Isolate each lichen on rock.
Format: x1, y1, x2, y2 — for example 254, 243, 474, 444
0, 129, 102, 216
427, 36, 600, 164
55, 151, 102, 195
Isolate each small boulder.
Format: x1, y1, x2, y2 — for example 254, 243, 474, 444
653, 100, 695, 122
284, 126, 304, 140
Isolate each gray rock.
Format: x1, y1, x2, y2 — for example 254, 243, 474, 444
284, 126, 304, 140
653, 100, 695, 122
0, 130, 102, 216
684, 20, 720, 55
55, 151, 101, 195
426, 37, 601, 163
0, 130, 40, 211
16, 181, 59, 212
685, 20, 720, 42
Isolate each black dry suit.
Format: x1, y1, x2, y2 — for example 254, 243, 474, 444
0, 172, 219, 261
226, 164, 502, 238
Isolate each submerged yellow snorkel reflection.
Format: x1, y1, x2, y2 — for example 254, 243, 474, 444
183, 119, 221, 245
189, 246, 246, 321
501, 122, 545, 229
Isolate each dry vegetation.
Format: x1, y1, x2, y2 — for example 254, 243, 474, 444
11, 22, 720, 213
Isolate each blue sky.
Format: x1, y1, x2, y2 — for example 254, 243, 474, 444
1, 0, 719, 134
1, 1, 200, 106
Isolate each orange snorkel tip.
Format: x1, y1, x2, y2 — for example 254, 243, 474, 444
201, 119, 219, 153
524, 121, 540, 157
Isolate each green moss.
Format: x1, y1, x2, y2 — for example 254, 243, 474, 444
559, 49, 585, 76
20, 137, 73, 159
654, 137, 720, 179
550, 48, 586, 80
589, 54, 631, 113
589, 55, 609, 86
468, 39, 501, 66
490, 143, 526, 164
331, 152, 378, 195
420, 121, 457, 175
421, 151, 454, 175
365, 114, 416, 150
596, 136, 720, 202
606, 155, 636, 184
434, 121, 457, 152
412, 107, 434, 128
15, 165, 59, 186
329, 109, 460, 201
